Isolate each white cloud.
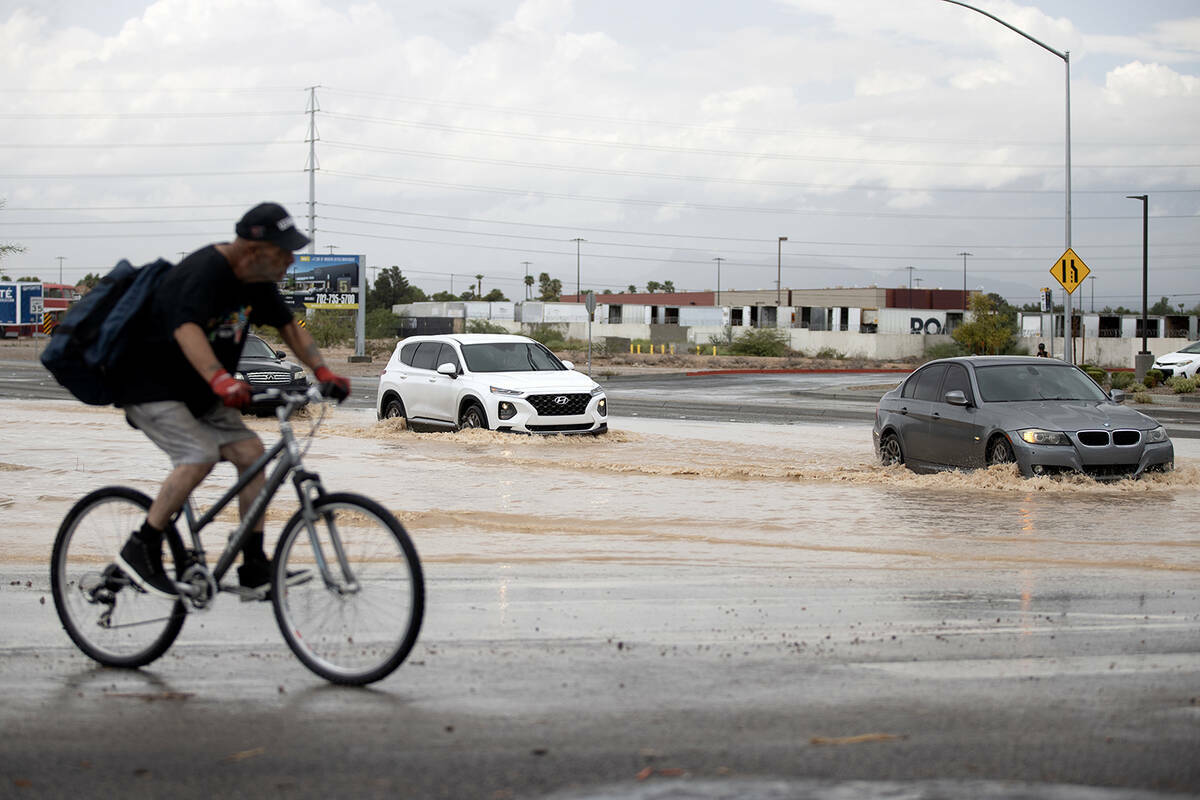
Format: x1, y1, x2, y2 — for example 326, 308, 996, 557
1103, 60, 1199, 104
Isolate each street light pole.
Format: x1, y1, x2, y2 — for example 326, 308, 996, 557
1127, 195, 1152, 379
712, 257, 724, 308
571, 238, 586, 299
941, 0, 1072, 363
957, 252, 972, 312
56, 256, 65, 285
522, 261, 532, 300
1088, 275, 1095, 312
776, 237, 788, 307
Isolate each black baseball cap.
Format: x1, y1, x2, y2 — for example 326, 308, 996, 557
234, 202, 311, 251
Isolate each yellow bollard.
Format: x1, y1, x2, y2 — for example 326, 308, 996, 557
712, 346, 716, 356
629, 343, 634, 354
636, 344, 641, 354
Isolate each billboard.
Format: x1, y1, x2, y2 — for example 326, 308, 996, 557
0, 282, 43, 325
280, 254, 362, 311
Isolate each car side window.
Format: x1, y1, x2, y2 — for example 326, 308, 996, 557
940, 364, 973, 404
913, 364, 948, 402
901, 373, 920, 399
436, 343, 461, 371
399, 342, 419, 366
412, 342, 441, 370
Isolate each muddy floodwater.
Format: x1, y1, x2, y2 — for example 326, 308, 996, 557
2, 399, 1198, 584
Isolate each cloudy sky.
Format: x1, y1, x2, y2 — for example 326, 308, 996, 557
1, 0, 1197, 310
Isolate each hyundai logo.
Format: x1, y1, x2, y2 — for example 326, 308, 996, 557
553, 395, 570, 405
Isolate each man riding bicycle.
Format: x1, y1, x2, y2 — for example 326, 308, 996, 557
109, 202, 350, 599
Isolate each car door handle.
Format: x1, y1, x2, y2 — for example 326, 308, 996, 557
900, 406, 908, 415
932, 411, 941, 419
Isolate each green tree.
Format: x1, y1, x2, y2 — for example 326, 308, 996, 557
482, 288, 508, 302
17, 275, 39, 281
662, 280, 675, 293
1148, 296, 1174, 316
524, 273, 535, 300
431, 290, 458, 302
367, 266, 426, 311
538, 272, 562, 301
626, 284, 637, 293
645, 280, 661, 294
952, 292, 1019, 355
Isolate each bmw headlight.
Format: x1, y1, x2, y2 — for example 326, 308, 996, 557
490, 386, 523, 396
1146, 426, 1168, 443
1020, 429, 1071, 446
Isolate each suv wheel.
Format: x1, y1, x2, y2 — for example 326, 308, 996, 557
459, 402, 488, 430
383, 398, 406, 420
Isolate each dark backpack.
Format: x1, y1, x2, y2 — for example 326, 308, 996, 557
40, 258, 174, 405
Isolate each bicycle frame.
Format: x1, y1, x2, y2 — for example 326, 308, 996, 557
171, 390, 347, 606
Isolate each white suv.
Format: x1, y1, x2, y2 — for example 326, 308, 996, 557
1152, 340, 1200, 380
376, 334, 608, 434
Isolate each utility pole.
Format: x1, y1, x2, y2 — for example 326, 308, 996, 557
56, 256, 65, 285
957, 251, 972, 312
326, 245, 338, 255
776, 237, 788, 306
1127, 194, 1152, 380
522, 261, 532, 300
712, 257, 724, 308
906, 266, 917, 305
1088, 275, 1095, 312
570, 238, 586, 299
305, 85, 320, 255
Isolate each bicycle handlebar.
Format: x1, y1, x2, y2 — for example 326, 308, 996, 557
250, 385, 329, 409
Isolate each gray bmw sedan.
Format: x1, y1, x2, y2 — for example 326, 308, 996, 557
872, 356, 1173, 480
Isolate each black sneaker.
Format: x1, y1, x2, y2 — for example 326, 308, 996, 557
114, 535, 177, 600
237, 559, 311, 601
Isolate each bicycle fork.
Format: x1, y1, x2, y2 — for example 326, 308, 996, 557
292, 470, 361, 595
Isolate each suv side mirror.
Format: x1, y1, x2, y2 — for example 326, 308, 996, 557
944, 389, 969, 407
436, 362, 459, 377
275, 350, 287, 359
1110, 389, 1126, 404
561, 360, 575, 371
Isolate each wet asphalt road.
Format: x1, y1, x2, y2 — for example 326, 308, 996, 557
1, 361, 1199, 799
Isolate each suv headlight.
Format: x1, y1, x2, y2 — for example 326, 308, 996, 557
1146, 426, 1168, 443
490, 386, 523, 396
590, 385, 604, 396
1020, 429, 1071, 446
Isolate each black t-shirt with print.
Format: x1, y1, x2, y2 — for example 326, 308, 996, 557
111, 245, 294, 414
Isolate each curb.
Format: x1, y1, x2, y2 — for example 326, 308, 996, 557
684, 368, 912, 377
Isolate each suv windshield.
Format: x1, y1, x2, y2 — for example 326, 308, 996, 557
461, 342, 564, 373
242, 337, 278, 360
974, 364, 1108, 402
1178, 341, 1200, 355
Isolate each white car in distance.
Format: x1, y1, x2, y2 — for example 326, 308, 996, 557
376, 333, 608, 435
1152, 340, 1200, 380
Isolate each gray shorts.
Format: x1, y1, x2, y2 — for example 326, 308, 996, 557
125, 401, 258, 467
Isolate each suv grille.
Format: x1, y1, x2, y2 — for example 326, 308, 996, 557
527, 393, 591, 416
246, 370, 293, 384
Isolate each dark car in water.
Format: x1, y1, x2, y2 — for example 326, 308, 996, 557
872, 356, 1173, 480
235, 334, 310, 414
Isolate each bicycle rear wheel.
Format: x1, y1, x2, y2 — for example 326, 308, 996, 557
50, 487, 187, 668
272, 492, 424, 685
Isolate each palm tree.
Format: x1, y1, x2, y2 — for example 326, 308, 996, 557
524, 274, 535, 300
626, 284, 637, 294
475, 273, 484, 298
662, 280, 675, 293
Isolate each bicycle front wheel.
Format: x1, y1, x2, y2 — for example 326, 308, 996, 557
272, 493, 424, 685
50, 487, 187, 668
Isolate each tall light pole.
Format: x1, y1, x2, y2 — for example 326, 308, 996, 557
712, 257, 724, 308
957, 251, 972, 312
906, 266, 917, 304
571, 238, 586, 300
522, 261, 532, 300
1127, 194, 1152, 380
1088, 275, 1095, 312
55, 256, 65, 285
776, 236, 788, 306
941, 0, 1072, 363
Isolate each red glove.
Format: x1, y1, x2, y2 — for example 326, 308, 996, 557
210, 370, 251, 408
315, 366, 351, 402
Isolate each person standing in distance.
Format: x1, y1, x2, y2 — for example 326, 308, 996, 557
110, 202, 351, 599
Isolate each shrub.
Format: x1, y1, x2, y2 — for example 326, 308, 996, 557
465, 319, 510, 334
1143, 368, 1164, 388
707, 325, 733, 347
1109, 371, 1136, 390
304, 310, 355, 347
923, 341, 967, 360
365, 308, 404, 340
814, 346, 845, 360
1131, 391, 1153, 404
728, 327, 791, 357
1166, 376, 1197, 394
524, 323, 568, 349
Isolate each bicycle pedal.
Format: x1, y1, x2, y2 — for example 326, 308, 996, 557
221, 583, 270, 603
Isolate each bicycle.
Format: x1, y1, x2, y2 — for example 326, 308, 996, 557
49, 386, 425, 686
